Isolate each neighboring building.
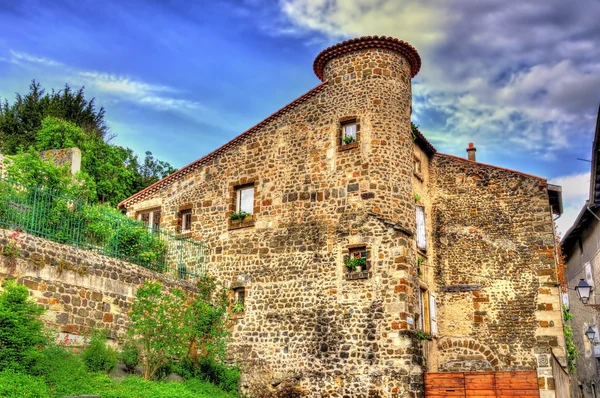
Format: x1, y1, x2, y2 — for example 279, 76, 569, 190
119, 36, 566, 397
562, 106, 600, 398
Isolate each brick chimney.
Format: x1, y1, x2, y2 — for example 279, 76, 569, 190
467, 143, 476, 161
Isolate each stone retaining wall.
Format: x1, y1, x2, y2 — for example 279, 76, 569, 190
0, 228, 196, 341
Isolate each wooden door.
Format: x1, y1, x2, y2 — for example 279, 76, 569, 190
424, 371, 540, 397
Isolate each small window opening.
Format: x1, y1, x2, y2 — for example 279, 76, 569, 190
414, 155, 422, 176
236, 185, 254, 214
416, 205, 427, 251
138, 208, 161, 232
341, 120, 357, 145
181, 209, 192, 233
232, 287, 245, 313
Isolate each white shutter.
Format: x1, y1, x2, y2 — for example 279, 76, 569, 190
586, 262, 594, 286
594, 327, 600, 357
416, 205, 427, 251
562, 292, 569, 309
429, 293, 437, 336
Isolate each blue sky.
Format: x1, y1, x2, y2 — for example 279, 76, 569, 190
0, 0, 599, 234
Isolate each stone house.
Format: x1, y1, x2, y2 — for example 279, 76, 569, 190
119, 36, 566, 397
562, 106, 600, 398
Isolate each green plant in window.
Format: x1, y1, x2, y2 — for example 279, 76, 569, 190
414, 192, 422, 203
229, 211, 251, 221
232, 302, 245, 313
417, 257, 424, 276
343, 135, 356, 145
415, 330, 431, 341
345, 256, 367, 272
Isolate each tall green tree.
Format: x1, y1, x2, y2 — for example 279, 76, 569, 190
0, 81, 107, 154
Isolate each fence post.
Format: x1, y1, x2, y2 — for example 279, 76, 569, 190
75, 204, 82, 248
114, 218, 120, 257
30, 186, 38, 232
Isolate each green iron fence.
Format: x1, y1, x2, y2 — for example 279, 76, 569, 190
0, 177, 208, 280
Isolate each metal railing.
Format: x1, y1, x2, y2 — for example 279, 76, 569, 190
0, 177, 208, 280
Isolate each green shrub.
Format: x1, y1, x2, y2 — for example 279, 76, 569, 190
0, 279, 47, 371
197, 358, 240, 392
81, 329, 117, 373
119, 340, 140, 373
29, 345, 95, 397
0, 369, 50, 398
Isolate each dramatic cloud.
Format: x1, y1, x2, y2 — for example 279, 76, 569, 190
276, 0, 600, 158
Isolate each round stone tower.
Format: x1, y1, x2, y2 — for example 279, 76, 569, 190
309, 37, 426, 397
314, 35, 421, 233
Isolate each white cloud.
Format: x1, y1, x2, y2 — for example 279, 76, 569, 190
550, 172, 590, 236
78, 71, 200, 111
79, 72, 172, 95
9, 50, 63, 67
4, 49, 201, 113
279, 0, 447, 52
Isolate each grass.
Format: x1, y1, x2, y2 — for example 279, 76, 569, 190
0, 369, 235, 398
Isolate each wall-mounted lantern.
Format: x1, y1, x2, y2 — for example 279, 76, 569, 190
586, 327, 597, 343
576, 279, 592, 304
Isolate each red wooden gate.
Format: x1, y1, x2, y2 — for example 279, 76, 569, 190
424, 371, 540, 397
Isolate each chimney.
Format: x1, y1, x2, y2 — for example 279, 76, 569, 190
466, 142, 476, 161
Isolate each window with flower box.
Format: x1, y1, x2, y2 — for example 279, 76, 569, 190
344, 245, 371, 280
338, 117, 360, 151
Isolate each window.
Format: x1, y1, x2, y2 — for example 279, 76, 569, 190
429, 292, 438, 335
418, 289, 428, 332
138, 208, 161, 231
181, 209, 192, 233
414, 155, 422, 176
232, 287, 245, 314
416, 205, 427, 251
417, 289, 437, 335
235, 288, 245, 307
236, 185, 254, 214
342, 121, 357, 144
344, 246, 370, 280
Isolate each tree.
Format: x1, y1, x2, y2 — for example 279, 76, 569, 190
129, 281, 192, 380
0, 81, 107, 154
134, 151, 177, 193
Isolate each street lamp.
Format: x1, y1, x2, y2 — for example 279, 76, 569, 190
586, 327, 596, 343
576, 279, 593, 304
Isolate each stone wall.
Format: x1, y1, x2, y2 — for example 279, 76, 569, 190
39, 147, 82, 175
430, 153, 564, 398
0, 228, 196, 341
0, 148, 81, 179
